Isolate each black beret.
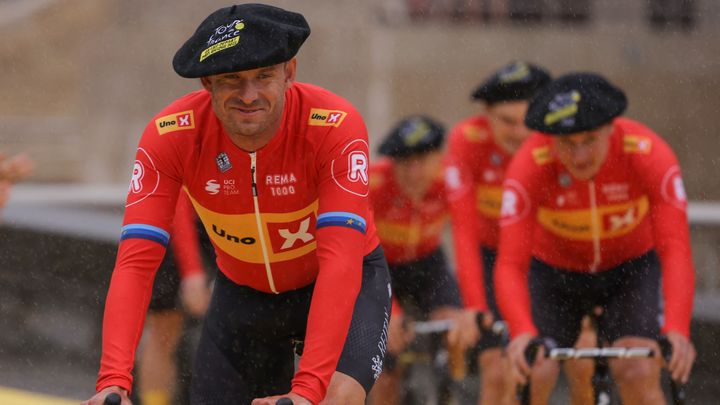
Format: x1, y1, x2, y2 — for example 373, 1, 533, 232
173, 4, 310, 78
524, 72, 628, 135
378, 116, 446, 158
471, 61, 552, 104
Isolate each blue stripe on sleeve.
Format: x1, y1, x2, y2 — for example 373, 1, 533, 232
120, 224, 170, 246
316, 211, 367, 234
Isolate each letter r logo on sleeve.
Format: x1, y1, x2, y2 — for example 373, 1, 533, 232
331, 139, 370, 197
500, 190, 518, 217
499, 179, 530, 226
130, 161, 145, 193
348, 152, 368, 184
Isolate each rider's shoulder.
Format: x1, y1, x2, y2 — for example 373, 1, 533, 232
448, 115, 493, 145
290, 82, 367, 149
613, 117, 675, 162
145, 90, 213, 139
516, 133, 554, 167
292, 82, 362, 124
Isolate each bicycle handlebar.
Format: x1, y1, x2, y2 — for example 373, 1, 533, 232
103, 393, 121, 405
276, 398, 294, 405
411, 312, 508, 336
521, 335, 687, 405
524, 337, 657, 362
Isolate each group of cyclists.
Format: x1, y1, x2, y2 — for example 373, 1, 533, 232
82, 3, 696, 405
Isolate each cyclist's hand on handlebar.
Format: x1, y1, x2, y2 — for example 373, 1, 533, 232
80, 386, 131, 405
665, 331, 696, 384
507, 333, 537, 384
446, 309, 481, 350
251, 392, 310, 405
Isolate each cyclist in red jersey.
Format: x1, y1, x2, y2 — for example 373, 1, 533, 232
444, 62, 551, 404
366, 116, 467, 405
82, 5, 391, 405
496, 73, 696, 404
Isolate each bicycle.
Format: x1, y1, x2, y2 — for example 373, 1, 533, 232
394, 313, 508, 405
518, 335, 687, 404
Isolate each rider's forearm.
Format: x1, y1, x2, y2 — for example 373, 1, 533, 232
291, 226, 364, 404
448, 193, 488, 311
96, 239, 165, 393
653, 203, 695, 337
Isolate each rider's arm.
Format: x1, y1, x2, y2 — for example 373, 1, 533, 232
444, 127, 488, 312
493, 144, 541, 338
96, 121, 184, 393
170, 189, 205, 279
635, 135, 695, 337
290, 110, 371, 404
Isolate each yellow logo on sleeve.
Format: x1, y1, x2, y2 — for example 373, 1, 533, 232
532, 146, 553, 165
154, 110, 195, 135
623, 135, 652, 154
308, 108, 347, 127
463, 125, 488, 142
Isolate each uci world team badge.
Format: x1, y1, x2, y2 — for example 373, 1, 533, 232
559, 172, 572, 188
216, 152, 232, 173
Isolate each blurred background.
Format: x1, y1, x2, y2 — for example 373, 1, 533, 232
0, 0, 718, 403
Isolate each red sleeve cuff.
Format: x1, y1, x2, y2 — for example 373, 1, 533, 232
96, 376, 132, 395
291, 386, 321, 405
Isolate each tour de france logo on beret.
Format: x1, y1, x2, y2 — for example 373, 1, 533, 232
498, 62, 531, 84
200, 19, 246, 62
544, 90, 582, 126
401, 119, 431, 147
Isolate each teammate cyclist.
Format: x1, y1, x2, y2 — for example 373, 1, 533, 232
366, 116, 467, 404
496, 72, 696, 404
82, 4, 390, 405
444, 61, 551, 404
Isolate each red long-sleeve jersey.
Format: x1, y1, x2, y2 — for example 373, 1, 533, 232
97, 82, 379, 404
444, 116, 512, 311
369, 158, 448, 265
495, 118, 695, 338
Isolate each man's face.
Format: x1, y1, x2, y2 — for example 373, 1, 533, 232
201, 60, 296, 142
486, 100, 531, 155
553, 124, 613, 180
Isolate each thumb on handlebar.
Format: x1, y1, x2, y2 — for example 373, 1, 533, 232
103, 393, 122, 405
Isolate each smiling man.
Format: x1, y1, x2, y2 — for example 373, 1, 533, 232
82, 4, 390, 405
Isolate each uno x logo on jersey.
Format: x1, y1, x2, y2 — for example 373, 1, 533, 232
154, 110, 196, 135
537, 196, 649, 240
308, 108, 347, 127
189, 194, 319, 263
